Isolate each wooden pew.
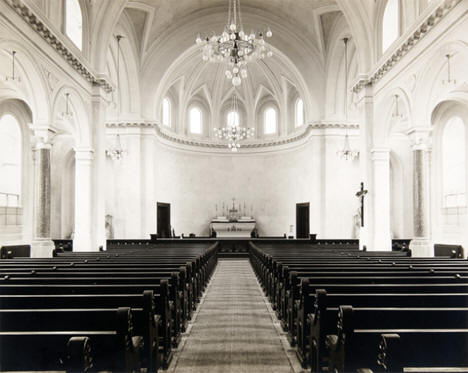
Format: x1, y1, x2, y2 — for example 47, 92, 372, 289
326, 306, 468, 372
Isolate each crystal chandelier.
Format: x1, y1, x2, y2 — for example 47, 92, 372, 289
60, 93, 73, 121
214, 94, 254, 151
106, 134, 127, 160
337, 38, 359, 161
195, 0, 273, 87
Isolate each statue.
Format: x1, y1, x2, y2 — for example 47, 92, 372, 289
105, 214, 114, 239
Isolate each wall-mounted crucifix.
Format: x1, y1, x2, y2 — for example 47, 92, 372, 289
355, 182, 368, 227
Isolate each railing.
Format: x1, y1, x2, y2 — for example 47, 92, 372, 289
0, 192, 21, 226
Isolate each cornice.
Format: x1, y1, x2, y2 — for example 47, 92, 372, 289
351, 0, 462, 94
105, 121, 359, 151
5, 0, 113, 93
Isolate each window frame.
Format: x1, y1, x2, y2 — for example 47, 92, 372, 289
295, 98, 304, 128
381, 0, 401, 55
162, 97, 171, 127
264, 106, 278, 135
63, 0, 84, 51
189, 106, 203, 135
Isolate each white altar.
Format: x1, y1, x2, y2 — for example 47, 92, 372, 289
210, 219, 256, 237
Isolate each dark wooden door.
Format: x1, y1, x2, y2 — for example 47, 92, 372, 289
296, 202, 310, 239
157, 202, 171, 238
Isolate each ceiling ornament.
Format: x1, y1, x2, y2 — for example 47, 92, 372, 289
214, 93, 254, 151
195, 0, 273, 87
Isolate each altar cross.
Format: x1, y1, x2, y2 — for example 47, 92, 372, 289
355, 182, 368, 227
231, 198, 236, 210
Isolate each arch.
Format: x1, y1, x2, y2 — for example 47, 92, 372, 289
381, 0, 400, 54
189, 106, 202, 134
264, 106, 278, 135
441, 116, 466, 207
295, 97, 304, 127
65, 0, 83, 50
162, 97, 171, 127
51, 85, 91, 148
0, 114, 22, 206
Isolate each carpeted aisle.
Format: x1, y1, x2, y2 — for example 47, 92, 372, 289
168, 259, 301, 373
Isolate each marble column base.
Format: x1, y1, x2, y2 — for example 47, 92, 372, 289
31, 239, 55, 258
409, 238, 433, 257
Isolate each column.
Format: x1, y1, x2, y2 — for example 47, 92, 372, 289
91, 88, 108, 250
372, 148, 392, 251
356, 82, 375, 251
73, 148, 94, 251
31, 132, 54, 257
408, 127, 433, 257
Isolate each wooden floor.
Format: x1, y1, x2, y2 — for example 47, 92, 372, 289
168, 259, 303, 373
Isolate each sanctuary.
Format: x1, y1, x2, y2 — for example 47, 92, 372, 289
0, 0, 468, 372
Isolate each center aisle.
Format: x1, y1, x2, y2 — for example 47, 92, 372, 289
169, 259, 302, 373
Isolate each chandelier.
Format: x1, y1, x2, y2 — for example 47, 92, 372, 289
60, 93, 73, 121
195, 0, 273, 87
337, 38, 359, 161
106, 134, 127, 160
4, 50, 21, 83
214, 94, 254, 151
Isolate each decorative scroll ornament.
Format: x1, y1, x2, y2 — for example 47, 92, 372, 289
195, 0, 273, 86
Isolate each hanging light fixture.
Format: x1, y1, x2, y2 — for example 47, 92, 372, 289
4, 50, 21, 82
442, 54, 456, 85
195, 0, 273, 87
214, 93, 254, 151
106, 134, 127, 160
112, 34, 125, 112
60, 93, 73, 121
337, 37, 359, 161
392, 94, 404, 119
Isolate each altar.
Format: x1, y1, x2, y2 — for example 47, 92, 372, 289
210, 198, 256, 237
210, 219, 256, 237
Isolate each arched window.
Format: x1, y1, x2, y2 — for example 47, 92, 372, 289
162, 97, 171, 127
227, 111, 239, 127
382, 0, 399, 53
442, 116, 466, 207
65, 0, 83, 50
295, 98, 304, 127
189, 107, 202, 134
0, 114, 21, 207
264, 107, 277, 135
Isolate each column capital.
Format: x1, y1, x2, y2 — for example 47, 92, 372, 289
371, 148, 390, 161
30, 126, 56, 150
407, 126, 432, 150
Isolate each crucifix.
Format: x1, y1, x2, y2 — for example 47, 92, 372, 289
355, 182, 368, 227
231, 197, 236, 210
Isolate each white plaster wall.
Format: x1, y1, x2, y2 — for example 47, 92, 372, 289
149, 136, 359, 238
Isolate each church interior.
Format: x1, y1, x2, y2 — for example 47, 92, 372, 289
0, 0, 468, 372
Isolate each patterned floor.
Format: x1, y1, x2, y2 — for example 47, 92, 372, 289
168, 259, 301, 373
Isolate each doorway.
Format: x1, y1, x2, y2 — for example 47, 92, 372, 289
296, 202, 310, 238
157, 202, 171, 238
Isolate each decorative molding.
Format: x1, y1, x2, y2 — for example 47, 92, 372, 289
105, 121, 359, 151
351, 0, 462, 93
4, 0, 114, 93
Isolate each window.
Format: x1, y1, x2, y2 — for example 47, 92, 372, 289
0, 114, 21, 207
65, 0, 83, 50
442, 116, 466, 207
227, 111, 239, 127
295, 98, 304, 127
382, 0, 399, 53
162, 97, 171, 127
264, 107, 277, 135
189, 107, 202, 134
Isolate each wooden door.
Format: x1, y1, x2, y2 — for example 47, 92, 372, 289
157, 202, 171, 238
296, 202, 310, 239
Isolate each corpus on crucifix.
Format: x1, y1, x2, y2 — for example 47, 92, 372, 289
355, 182, 368, 227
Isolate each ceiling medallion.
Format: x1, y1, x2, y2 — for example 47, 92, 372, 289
195, 0, 273, 87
